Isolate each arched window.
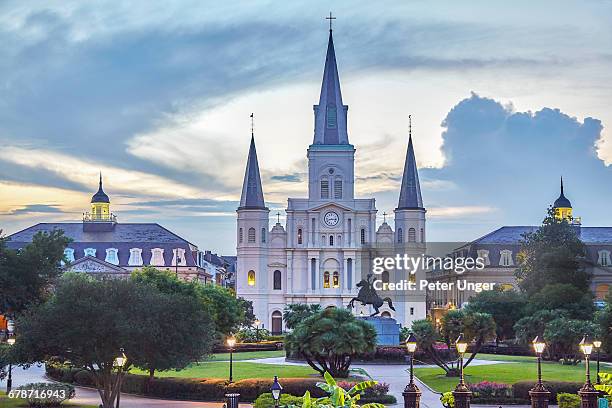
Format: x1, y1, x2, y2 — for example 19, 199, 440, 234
247, 270, 256, 286
332, 271, 340, 288
273, 270, 282, 290
239, 228, 243, 243
397, 228, 403, 243
248, 227, 256, 243
408, 228, 416, 242
499, 250, 514, 266
382, 271, 390, 284
84, 248, 96, 257
337, 235, 342, 246
324, 271, 330, 288
297, 228, 303, 245
334, 177, 343, 199
329, 235, 334, 246
347, 258, 353, 288
320, 178, 329, 199
271, 310, 283, 335
311, 258, 317, 289
381, 311, 391, 318
360, 228, 366, 244
105, 248, 119, 265
63, 248, 75, 263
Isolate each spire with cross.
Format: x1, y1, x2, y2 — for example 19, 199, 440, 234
383, 212, 388, 223
325, 12, 336, 31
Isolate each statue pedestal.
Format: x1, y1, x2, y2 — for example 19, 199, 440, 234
358, 316, 400, 345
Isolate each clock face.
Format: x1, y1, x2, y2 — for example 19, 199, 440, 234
324, 211, 340, 227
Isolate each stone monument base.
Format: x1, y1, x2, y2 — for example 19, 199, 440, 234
358, 316, 400, 345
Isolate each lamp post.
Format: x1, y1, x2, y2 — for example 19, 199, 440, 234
578, 336, 598, 408
227, 336, 236, 383
403, 333, 421, 408
593, 340, 602, 385
271, 376, 283, 408
529, 336, 550, 408
6, 335, 15, 393
114, 348, 127, 408
452, 333, 471, 408
254, 319, 261, 343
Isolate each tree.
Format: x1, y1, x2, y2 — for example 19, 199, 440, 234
465, 288, 527, 340
515, 207, 589, 295
543, 317, 598, 364
513, 309, 564, 346
285, 308, 376, 377
412, 319, 455, 374
283, 303, 322, 330
525, 283, 594, 320
131, 267, 245, 338
12, 273, 214, 408
440, 309, 465, 349
594, 289, 612, 354
462, 312, 496, 366
0, 230, 70, 314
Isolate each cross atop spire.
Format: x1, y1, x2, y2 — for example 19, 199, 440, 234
250, 113, 254, 136
312, 21, 349, 145
325, 12, 336, 31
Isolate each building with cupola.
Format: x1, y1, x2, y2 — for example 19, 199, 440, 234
427, 178, 612, 312
235, 27, 427, 333
6, 176, 212, 282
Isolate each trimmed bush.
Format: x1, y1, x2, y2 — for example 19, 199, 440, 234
557, 393, 581, 408
16, 382, 75, 407
512, 381, 582, 402
253, 393, 305, 408
46, 366, 325, 402
469, 381, 512, 399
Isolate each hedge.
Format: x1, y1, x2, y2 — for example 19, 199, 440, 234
46, 366, 326, 402
213, 341, 283, 353
512, 381, 582, 402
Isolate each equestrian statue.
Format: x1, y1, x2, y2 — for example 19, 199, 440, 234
347, 274, 395, 317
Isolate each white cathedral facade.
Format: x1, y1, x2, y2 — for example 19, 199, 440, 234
236, 28, 427, 333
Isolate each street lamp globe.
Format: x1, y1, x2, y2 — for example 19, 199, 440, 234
593, 340, 602, 349
227, 336, 236, 348
532, 336, 546, 354
7, 337, 15, 345
271, 376, 283, 401
455, 333, 468, 355
254, 319, 261, 327
114, 348, 127, 368
406, 334, 417, 354
579, 336, 593, 356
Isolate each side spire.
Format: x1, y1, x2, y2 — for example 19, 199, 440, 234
313, 18, 349, 145
91, 172, 110, 203
239, 117, 267, 210
397, 115, 424, 210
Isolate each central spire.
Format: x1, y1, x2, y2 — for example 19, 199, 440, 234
313, 24, 349, 145
397, 116, 424, 210
239, 129, 267, 210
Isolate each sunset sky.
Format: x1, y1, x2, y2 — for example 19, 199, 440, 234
1, 1, 612, 254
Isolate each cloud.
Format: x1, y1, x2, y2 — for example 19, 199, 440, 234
428, 206, 497, 218
8, 204, 64, 215
270, 173, 302, 183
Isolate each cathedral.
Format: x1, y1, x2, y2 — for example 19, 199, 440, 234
236, 27, 427, 333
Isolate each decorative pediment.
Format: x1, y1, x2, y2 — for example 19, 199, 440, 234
308, 202, 354, 212
66, 256, 127, 274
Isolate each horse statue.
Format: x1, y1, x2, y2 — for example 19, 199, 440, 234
347, 274, 395, 317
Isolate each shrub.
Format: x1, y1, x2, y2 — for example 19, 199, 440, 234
16, 382, 75, 407
512, 381, 582, 402
441, 391, 454, 408
557, 393, 581, 408
253, 393, 304, 408
469, 381, 512, 398
236, 327, 270, 343
336, 380, 396, 403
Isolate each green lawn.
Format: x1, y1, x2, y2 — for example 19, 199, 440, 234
203, 350, 285, 361
414, 359, 600, 393
131, 361, 317, 381
0, 391, 97, 408
474, 353, 538, 362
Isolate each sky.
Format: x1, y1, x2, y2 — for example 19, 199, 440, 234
1, 1, 612, 255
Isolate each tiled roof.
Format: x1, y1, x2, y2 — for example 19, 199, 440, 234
473, 225, 612, 244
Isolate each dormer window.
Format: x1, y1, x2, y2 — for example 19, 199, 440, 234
172, 248, 187, 266
84, 248, 96, 257
63, 248, 75, 264
598, 250, 611, 267
128, 248, 143, 266
499, 250, 514, 266
151, 248, 165, 266
326, 106, 337, 129
105, 248, 119, 265
477, 249, 491, 266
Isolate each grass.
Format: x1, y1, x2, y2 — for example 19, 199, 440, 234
203, 350, 285, 361
0, 391, 97, 408
131, 361, 317, 381
414, 359, 600, 393
475, 353, 538, 362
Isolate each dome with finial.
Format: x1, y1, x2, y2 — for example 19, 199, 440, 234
91, 173, 110, 203
553, 176, 571, 208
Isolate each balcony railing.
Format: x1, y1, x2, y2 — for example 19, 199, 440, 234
83, 212, 117, 223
